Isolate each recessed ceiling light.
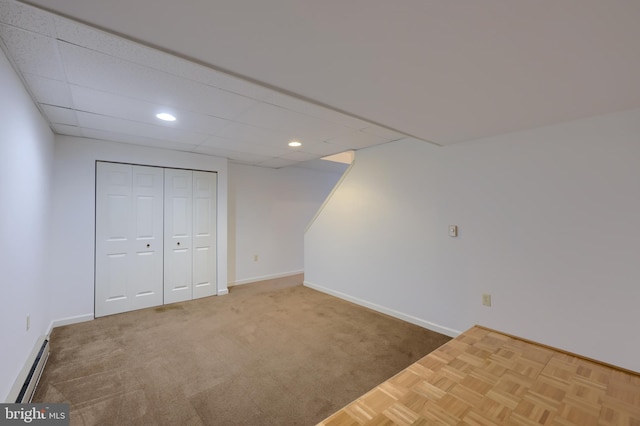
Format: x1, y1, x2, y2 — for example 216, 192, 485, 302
288, 140, 302, 147
156, 112, 176, 122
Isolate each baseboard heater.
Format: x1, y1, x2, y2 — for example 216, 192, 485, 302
9, 337, 50, 403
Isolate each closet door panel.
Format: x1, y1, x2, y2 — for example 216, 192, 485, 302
96, 163, 132, 317
164, 169, 193, 304
130, 166, 164, 310
192, 171, 217, 298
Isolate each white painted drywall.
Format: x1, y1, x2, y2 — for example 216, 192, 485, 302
49, 136, 228, 322
228, 163, 343, 285
0, 49, 55, 402
305, 108, 640, 372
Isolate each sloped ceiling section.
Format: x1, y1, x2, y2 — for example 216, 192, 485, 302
0, 0, 407, 169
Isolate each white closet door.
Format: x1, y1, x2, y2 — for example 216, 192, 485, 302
130, 166, 164, 310
95, 162, 163, 317
164, 169, 193, 304
192, 171, 217, 299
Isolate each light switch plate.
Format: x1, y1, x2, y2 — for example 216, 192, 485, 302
482, 294, 492, 307
448, 225, 458, 237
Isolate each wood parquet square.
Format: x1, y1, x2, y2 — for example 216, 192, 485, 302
318, 326, 640, 425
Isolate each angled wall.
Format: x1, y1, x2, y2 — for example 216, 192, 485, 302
305, 108, 640, 372
228, 163, 344, 285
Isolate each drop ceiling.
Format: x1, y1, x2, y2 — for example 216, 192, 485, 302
3, 0, 640, 169
0, 0, 406, 169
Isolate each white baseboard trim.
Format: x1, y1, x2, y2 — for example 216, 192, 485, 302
228, 270, 304, 287
47, 314, 94, 336
304, 280, 462, 338
217, 288, 229, 296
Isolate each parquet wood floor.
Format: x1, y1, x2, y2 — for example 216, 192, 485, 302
318, 326, 640, 425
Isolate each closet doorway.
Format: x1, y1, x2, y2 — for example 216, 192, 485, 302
95, 161, 217, 317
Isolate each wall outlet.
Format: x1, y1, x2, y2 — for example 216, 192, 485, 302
482, 294, 492, 307
26, 314, 30, 331
448, 225, 458, 237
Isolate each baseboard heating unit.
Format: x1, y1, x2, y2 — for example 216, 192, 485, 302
7, 336, 50, 403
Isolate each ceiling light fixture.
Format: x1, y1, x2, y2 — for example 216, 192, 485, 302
156, 112, 176, 122
288, 140, 302, 147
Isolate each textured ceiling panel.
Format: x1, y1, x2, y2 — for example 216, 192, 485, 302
0, 0, 53, 36
0, 24, 64, 79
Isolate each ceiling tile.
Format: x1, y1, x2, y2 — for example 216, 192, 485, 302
233, 103, 352, 144
289, 141, 344, 156
51, 123, 82, 136
52, 14, 278, 103
69, 85, 229, 134
76, 111, 208, 145
216, 121, 292, 147
0, 24, 65, 80
267, 91, 371, 130
193, 145, 271, 164
285, 112, 353, 142
200, 135, 290, 157
54, 16, 212, 87
80, 127, 200, 152
41, 104, 78, 125
59, 41, 257, 120
233, 102, 294, 131
22, 73, 73, 107
0, 1, 55, 36
212, 74, 276, 103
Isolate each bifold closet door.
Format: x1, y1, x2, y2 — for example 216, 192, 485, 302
164, 169, 218, 303
95, 162, 164, 317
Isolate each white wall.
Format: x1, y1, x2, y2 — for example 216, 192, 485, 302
0, 49, 55, 401
305, 108, 640, 372
49, 136, 228, 323
228, 163, 343, 285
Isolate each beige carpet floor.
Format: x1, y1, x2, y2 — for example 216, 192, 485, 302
33, 275, 451, 425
